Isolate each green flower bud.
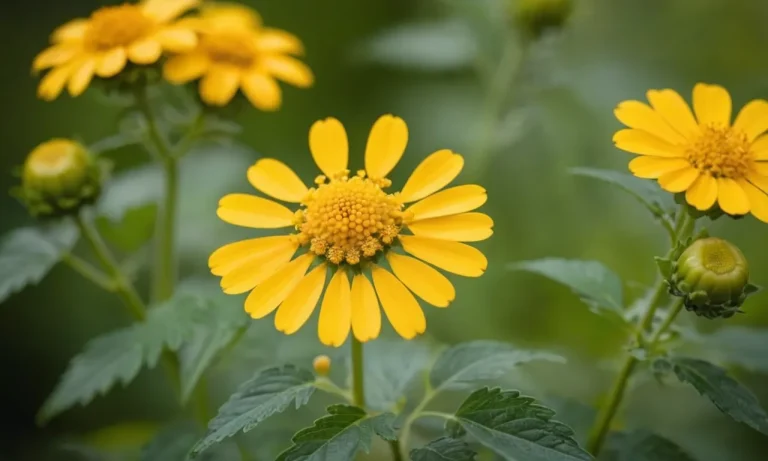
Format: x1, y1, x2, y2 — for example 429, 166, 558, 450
669, 237, 752, 319
512, 0, 573, 39
17, 139, 102, 218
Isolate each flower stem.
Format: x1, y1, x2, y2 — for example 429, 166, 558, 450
351, 338, 365, 407
62, 253, 116, 292
152, 156, 179, 303
648, 298, 685, 345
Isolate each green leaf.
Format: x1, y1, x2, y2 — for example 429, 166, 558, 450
276, 405, 397, 461
191, 365, 317, 457
0, 220, 78, 304
604, 430, 694, 461
685, 326, 768, 374
655, 356, 768, 434
571, 168, 676, 217
448, 388, 593, 461
509, 259, 624, 314
364, 339, 434, 411
410, 437, 477, 461
96, 203, 158, 252
142, 422, 199, 461
430, 341, 564, 393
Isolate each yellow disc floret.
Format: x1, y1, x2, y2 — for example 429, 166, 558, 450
200, 31, 258, 68
686, 125, 751, 179
84, 4, 154, 51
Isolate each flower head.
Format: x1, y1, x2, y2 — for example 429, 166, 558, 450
513, 0, 573, 38
163, 3, 313, 109
209, 115, 493, 346
34, 0, 200, 100
615, 83, 768, 223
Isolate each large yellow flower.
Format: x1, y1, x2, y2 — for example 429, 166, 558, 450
209, 115, 493, 346
34, 0, 200, 101
615, 83, 768, 222
163, 3, 313, 109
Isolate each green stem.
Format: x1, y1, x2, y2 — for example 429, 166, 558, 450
62, 253, 116, 292
152, 156, 179, 302
351, 338, 365, 407
399, 388, 436, 459
648, 299, 685, 345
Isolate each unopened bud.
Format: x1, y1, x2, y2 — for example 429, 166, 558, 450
313, 355, 331, 376
512, 0, 573, 39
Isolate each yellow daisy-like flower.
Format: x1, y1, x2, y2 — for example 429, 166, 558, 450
163, 3, 313, 109
34, 0, 200, 101
209, 115, 493, 346
614, 83, 768, 222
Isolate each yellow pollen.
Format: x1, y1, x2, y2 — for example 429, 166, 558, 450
702, 240, 737, 274
84, 4, 154, 50
297, 175, 403, 265
201, 31, 259, 68
686, 124, 751, 178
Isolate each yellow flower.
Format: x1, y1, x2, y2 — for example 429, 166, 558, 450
163, 3, 313, 109
614, 83, 768, 222
209, 115, 493, 346
34, 0, 200, 101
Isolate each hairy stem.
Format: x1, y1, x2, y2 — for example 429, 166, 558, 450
351, 338, 365, 407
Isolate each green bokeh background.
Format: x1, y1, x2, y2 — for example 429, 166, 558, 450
3, 0, 768, 459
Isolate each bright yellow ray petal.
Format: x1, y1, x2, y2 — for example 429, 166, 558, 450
52, 19, 88, 43
350, 273, 381, 342
387, 253, 455, 308
220, 244, 296, 294
399, 235, 487, 277
128, 39, 162, 64
407, 212, 493, 242
96, 48, 127, 78
693, 83, 732, 126
244, 253, 314, 319
309, 118, 348, 177
261, 56, 314, 88
38, 63, 75, 101
657, 166, 699, 193
318, 269, 352, 347
613, 129, 685, 157
751, 134, 768, 160
628, 156, 690, 179
406, 185, 486, 221
142, 0, 199, 22
685, 174, 718, 211
200, 65, 240, 106
163, 53, 210, 83
209, 236, 298, 276
33, 44, 77, 71
740, 180, 768, 223
733, 99, 768, 142
717, 177, 750, 215
155, 27, 197, 52
67, 58, 95, 97
256, 28, 304, 55
747, 171, 768, 195
371, 265, 425, 340
241, 72, 282, 111
247, 159, 308, 203
399, 150, 464, 203
365, 115, 408, 179
216, 193, 295, 228
275, 263, 327, 335
647, 89, 700, 139
614, 100, 686, 144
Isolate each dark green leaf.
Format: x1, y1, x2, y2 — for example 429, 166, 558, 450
276, 405, 397, 461
179, 321, 244, 404
430, 341, 564, 392
96, 203, 157, 252
509, 259, 624, 314
449, 388, 593, 461
656, 356, 768, 434
142, 422, 199, 461
410, 437, 477, 461
191, 365, 317, 457
364, 339, 433, 411
603, 430, 695, 461
0, 220, 78, 304
571, 168, 676, 217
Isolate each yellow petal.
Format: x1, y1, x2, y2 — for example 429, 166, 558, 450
350, 274, 381, 342
657, 166, 699, 193
318, 269, 352, 347
275, 263, 327, 335
67, 59, 95, 97
127, 39, 162, 65
244, 253, 315, 319
685, 174, 718, 211
52, 19, 88, 43
717, 177, 750, 215
387, 253, 455, 308
209, 235, 298, 276
613, 129, 685, 157
647, 89, 700, 139
693, 83, 732, 126
155, 27, 197, 52
628, 156, 690, 179
399, 235, 487, 277
407, 213, 493, 242
256, 28, 304, 55
751, 134, 768, 160
747, 171, 768, 195
399, 149, 464, 203
365, 115, 408, 179
754, 163, 768, 177
733, 99, 768, 142
163, 53, 209, 83
33, 45, 77, 71
241, 72, 282, 111
371, 265, 425, 340
309, 118, 348, 177
96, 48, 127, 78
247, 159, 308, 203
261, 56, 313, 88
37, 64, 74, 101
740, 180, 768, 223
200, 65, 240, 106
142, 0, 199, 22
406, 185, 486, 221
216, 193, 295, 228
220, 244, 296, 294
614, 100, 686, 145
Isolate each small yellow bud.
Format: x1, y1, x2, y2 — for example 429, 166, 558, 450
313, 355, 331, 376
512, 0, 573, 39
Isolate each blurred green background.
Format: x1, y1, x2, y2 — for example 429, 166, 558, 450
3, 0, 768, 459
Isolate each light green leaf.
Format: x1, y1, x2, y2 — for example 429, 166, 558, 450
604, 430, 695, 461
410, 437, 477, 461
448, 388, 593, 461
509, 259, 624, 314
276, 405, 397, 461
430, 341, 564, 393
364, 339, 434, 411
684, 326, 768, 374
570, 168, 676, 217
191, 365, 317, 457
97, 203, 157, 252
655, 356, 768, 434
0, 220, 78, 304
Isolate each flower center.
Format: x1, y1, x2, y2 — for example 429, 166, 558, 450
701, 240, 737, 275
25, 140, 86, 178
686, 124, 751, 178
84, 4, 154, 51
296, 171, 403, 265
200, 32, 258, 68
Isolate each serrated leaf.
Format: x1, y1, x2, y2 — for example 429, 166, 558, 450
276, 405, 397, 461
97, 203, 158, 252
430, 341, 564, 393
179, 321, 244, 403
571, 168, 676, 217
449, 388, 593, 461
410, 437, 477, 461
509, 259, 624, 314
685, 326, 768, 373
604, 430, 694, 461
191, 365, 317, 457
0, 220, 78, 304
364, 339, 433, 411
656, 356, 768, 434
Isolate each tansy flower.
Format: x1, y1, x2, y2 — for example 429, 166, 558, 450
614, 83, 768, 223
163, 3, 313, 109
34, 0, 200, 101
209, 115, 493, 346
